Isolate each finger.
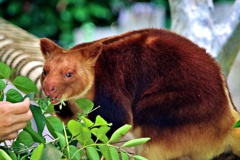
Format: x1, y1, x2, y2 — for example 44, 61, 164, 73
0, 122, 28, 140
0, 131, 19, 141
10, 98, 31, 114
0, 101, 11, 105
0, 109, 32, 127
12, 110, 32, 124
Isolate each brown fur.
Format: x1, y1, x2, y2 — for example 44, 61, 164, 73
40, 29, 240, 160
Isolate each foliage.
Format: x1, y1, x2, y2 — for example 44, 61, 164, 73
0, 0, 120, 48
0, 0, 233, 48
0, 0, 117, 47
0, 62, 150, 160
0, 0, 169, 48
234, 120, 240, 128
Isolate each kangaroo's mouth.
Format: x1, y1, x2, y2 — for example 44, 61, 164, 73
51, 98, 59, 104
49, 94, 62, 104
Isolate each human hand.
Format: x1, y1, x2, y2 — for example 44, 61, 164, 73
0, 98, 32, 141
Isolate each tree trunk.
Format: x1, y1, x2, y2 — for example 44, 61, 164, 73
169, 0, 240, 76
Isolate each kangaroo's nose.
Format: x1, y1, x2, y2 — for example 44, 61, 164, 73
43, 82, 57, 96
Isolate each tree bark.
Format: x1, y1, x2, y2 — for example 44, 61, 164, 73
216, 0, 240, 76
169, 0, 240, 76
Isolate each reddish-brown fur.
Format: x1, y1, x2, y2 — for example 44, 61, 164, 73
40, 29, 240, 159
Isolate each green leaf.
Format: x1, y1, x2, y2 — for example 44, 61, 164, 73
55, 131, 66, 148
68, 120, 81, 137
98, 145, 111, 160
234, 120, 240, 128
30, 143, 44, 160
92, 145, 119, 160
6, 89, 23, 103
68, 120, 93, 145
69, 145, 81, 160
77, 126, 92, 146
24, 92, 35, 101
122, 138, 151, 148
88, 3, 112, 20
30, 104, 46, 135
81, 116, 94, 128
45, 104, 55, 113
91, 126, 110, 143
7, 150, 17, 160
0, 79, 6, 90
0, 149, 12, 160
46, 116, 63, 138
35, 97, 54, 114
0, 62, 12, 79
20, 154, 29, 160
109, 147, 119, 160
40, 144, 63, 160
133, 155, 148, 160
16, 131, 34, 147
23, 121, 45, 143
0, 92, 4, 101
86, 147, 100, 160
120, 151, 129, 160
11, 140, 28, 155
72, 7, 88, 22
75, 98, 94, 114
109, 124, 132, 143
13, 76, 38, 93
94, 115, 109, 127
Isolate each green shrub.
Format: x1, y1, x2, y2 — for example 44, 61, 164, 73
0, 62, 150, 160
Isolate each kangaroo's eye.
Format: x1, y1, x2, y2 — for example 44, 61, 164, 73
65, 73, 72, 77
42, 70, 48, 76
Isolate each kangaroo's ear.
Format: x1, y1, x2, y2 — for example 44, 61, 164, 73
88, 42, 102, 59
80, 42, 103, 66
40, 38, 62, 59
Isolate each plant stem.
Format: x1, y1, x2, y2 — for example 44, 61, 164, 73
3, 141, 8, 148
63, 122, 70, 159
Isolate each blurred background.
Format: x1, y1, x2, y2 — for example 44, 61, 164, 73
0, 0, 235, 48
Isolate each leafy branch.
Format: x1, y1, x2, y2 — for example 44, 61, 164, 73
0, 62, 150, 160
